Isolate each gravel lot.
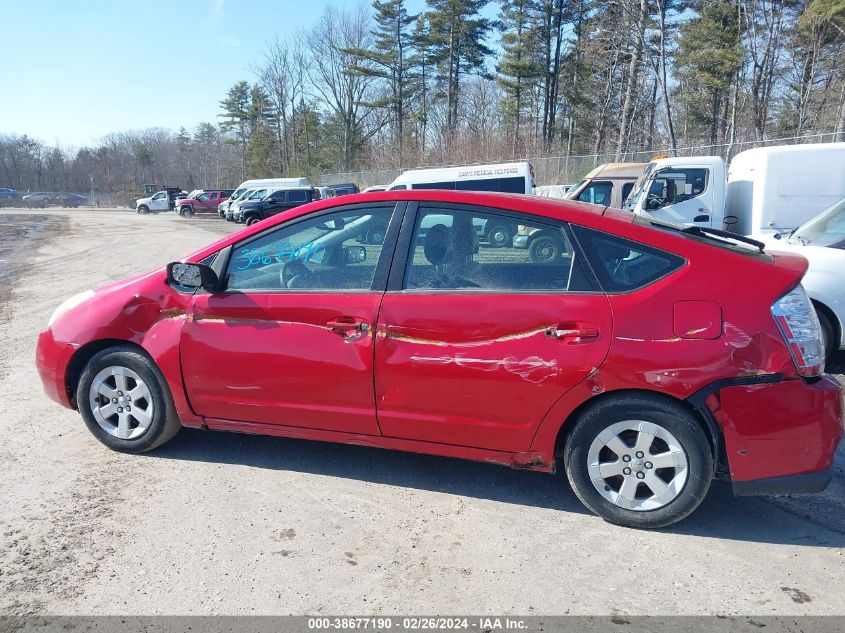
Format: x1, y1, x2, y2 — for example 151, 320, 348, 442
0, 208, 843, 616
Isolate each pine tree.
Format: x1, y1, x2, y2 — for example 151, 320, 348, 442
497, 0, 543, 154
423, 0, 493, 138
674, 0, 743, 146
218, 80, 252, 179
346, 0, 418, 165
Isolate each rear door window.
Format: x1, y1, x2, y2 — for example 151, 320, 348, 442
403, 206, 592, 292
571, 225, 685, 292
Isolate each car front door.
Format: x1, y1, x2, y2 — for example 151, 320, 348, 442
180, 203, 401, 435
374, 203, 613, 452
151, 192, 168, 211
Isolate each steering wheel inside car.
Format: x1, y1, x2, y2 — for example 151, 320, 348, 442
280, 258, 311, 288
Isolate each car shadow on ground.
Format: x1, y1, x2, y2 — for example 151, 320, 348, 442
151, 428, 845, 547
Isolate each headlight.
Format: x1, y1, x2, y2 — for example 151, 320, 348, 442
771, 285, 824, 377
48, 289, 95, 327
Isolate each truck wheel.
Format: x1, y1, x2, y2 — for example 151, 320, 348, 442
528, 234, 562, 263
137, 205, 149, 214
485, 223, 513, 248
180, 206, 194, 218
245, 215, 261, 226
563, 394, 713, 529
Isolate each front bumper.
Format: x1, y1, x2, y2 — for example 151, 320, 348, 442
36, 329, 78, 409
513, 235, 529, 249
702, 375, 843, 495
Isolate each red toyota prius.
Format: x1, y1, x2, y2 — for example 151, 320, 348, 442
36, 190, 843, 528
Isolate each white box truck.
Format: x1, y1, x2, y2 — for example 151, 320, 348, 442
623, 143, 845, 235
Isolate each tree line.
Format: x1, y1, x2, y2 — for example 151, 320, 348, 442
2, 0, 844, 194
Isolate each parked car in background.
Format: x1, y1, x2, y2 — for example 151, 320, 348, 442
227, 187, 272, 222
176, 190, 234, 217
22, 192, 54, 208
0, 188, 19, 207
564, 163, 645, 208
326, 183, 360, 197
61, 194, 88, 208
136, 188, 185, 214
37, 190, 842, 529
220, 178, 313, 219
387, 162, 533, 194
756, 198, 845, 359
237, 187, 319, 226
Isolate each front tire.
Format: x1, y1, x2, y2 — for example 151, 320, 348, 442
180, 206, 194, 218
563, 394, 713, 529
245, 215, 261, 226
137, 205, 149, 214
815, 307, 836, 360
76, 346, 181, 453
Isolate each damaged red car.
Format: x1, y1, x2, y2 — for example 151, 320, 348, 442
36, 190, 843, 528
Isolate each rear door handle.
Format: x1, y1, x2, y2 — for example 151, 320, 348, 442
546, 322, 599, 342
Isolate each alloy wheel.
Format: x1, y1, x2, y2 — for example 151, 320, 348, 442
587, 420, 688, 511
88, 366, 155, 440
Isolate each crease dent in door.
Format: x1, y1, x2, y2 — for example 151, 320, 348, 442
378, 323, 553, 347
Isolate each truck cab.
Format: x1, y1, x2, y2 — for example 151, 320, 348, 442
624, 157, 725, 228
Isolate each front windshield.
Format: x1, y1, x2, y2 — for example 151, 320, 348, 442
624, 163, 656, 211
791, 198, 845, 249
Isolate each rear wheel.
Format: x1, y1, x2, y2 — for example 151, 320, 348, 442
76, 346, 181, 453
563, 394, 713, 529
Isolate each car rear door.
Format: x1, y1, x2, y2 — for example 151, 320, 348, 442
180, 202, 403, 435
373, 202, 613, 452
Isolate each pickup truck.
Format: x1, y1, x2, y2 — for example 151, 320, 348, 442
136, 188, 186, 214
176, 190, 235, 217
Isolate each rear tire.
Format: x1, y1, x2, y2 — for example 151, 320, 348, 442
76, 346, 181, 453
816, 307, 836, 360
563, 394, 713, 529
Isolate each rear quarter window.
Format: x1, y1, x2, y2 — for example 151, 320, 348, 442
571, 225, 685, 293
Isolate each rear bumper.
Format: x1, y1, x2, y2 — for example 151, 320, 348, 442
732, 467, 833, 496
700, 375, 843, 493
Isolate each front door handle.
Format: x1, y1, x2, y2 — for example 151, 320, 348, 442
546, 322, 599, 342
326, 316, 370, 334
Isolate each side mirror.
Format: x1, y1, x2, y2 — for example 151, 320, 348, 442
167, 262, 219, 292
265, 197, 276, 204
344, 245, 367, 264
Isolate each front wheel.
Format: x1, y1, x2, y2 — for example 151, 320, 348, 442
76, 346, 181, 453
137, 205, 149, 214
245, 215, 261, 226
563, 394, 713, 529
180, 206, 193, 218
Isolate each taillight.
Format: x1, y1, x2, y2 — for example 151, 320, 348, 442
771, 285, 825, 377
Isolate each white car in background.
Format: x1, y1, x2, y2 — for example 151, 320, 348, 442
758, 198, 845, 358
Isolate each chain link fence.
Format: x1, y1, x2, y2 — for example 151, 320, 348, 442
319, 132, 843, 189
